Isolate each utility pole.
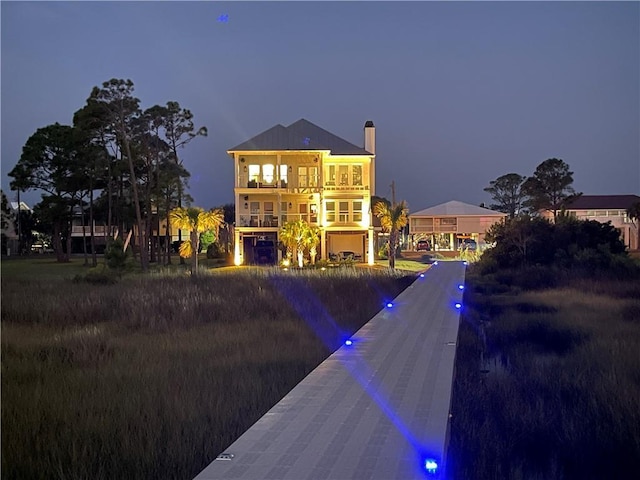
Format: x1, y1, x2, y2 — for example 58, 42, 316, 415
390, 180, 396, 207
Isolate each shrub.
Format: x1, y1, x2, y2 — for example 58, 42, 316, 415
104, 239, 130, 273
206, 242, 222, 259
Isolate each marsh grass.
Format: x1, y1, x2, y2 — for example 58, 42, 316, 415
1, 266, 414, 479
449, 273, 640, 480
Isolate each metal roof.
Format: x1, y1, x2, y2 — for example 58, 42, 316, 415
194, 261, 466, 480
229, 119, 372, 155
563, 194, 640, 210
411, 200, 507, 217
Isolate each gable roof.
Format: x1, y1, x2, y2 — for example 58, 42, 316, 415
564, 194, 640, 210
410, 200, 507, 217
228, 119, 372, 155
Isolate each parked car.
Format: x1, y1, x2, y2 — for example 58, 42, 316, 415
416, 240, 431, 252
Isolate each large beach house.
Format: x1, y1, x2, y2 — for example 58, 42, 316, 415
228, 119, 377, 265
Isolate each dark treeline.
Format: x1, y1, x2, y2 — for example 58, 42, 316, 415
7, 78, 211, 270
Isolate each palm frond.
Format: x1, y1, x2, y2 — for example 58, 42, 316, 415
178, 239, 193, 258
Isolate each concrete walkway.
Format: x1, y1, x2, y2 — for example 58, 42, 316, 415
194, 261, 466, 480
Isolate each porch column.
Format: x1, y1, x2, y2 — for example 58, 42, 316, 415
234, 230, 242, 265
367, 228, 375, 265
321, 229, 327, 260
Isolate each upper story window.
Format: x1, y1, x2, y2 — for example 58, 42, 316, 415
263, 164, 275, 184
326, 201, 336, 222
298, 166, 318, 188
439, 217, 457, 226
325, 164, 364, 187
327, 166, 336, 186
248, 165, 260, 182
339, 201, 349, 222
353, 201, 363, 222
338, 166, 349, 186
280, 165, 288, 185
352, 165, 363, 186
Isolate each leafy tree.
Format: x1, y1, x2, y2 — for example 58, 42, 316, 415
522, 158, 581, 219
87, 79, 149, 271
484, 173, 527, 218
8, 123, 88, 262
159, 101, 207, 252
373, 199, 408, 269
627, 201, 640, 250
170, 207, 223, 274
485, 216, 555, 268
218, 203, 235, 253
1, 190, 13, 254
104, 238, 130, 274
199, 230, 216, 252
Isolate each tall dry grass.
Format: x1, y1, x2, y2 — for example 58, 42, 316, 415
1, 268, 414, 480
448, 273, 640, 480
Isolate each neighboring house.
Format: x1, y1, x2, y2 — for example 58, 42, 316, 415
409, 200, 507, 251
228, 119, 376, 265
1, 201, 31, 255
543, 194, 640, 251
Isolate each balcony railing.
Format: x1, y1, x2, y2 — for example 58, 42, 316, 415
238, 213, 319, 228
71, 225, 112, 236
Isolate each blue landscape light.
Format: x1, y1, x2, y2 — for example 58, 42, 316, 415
344, 339, 353, 346
455, 302, 462, 309
386, 302, 393, 308
433, 261, 438, 265
458, 284, 464, 290
419, 273, 425, 278
424, 458, 438, 474
463, 260, 468, 265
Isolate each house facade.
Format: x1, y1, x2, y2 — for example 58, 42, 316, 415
543, 194, 640, 250
228, 119, 376, 265
409, 200, 507, 251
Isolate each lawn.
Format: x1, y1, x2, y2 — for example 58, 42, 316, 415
448, 271, 640, 480
1, 261, 415, 479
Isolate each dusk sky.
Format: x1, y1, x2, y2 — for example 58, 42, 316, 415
2, 0, 638, 212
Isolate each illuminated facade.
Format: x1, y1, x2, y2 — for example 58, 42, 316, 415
228, 119, 376, 265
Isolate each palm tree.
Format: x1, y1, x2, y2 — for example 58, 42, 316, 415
280, 219, 308, 268
374, 199, 408, 269
303, 225, 321, 265
169, 206, 223, 274
627, 201, 640, 250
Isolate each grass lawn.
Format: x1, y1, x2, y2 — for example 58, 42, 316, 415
448, 271, 640, 479
1, 262, 415, 479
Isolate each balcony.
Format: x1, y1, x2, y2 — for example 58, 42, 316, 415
238, 213, 319, 228
237, 175, 322, 194
238, 215, 279, 228
71, 225, 113, 237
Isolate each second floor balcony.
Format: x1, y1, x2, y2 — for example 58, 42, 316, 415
238, 213, 320, 228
